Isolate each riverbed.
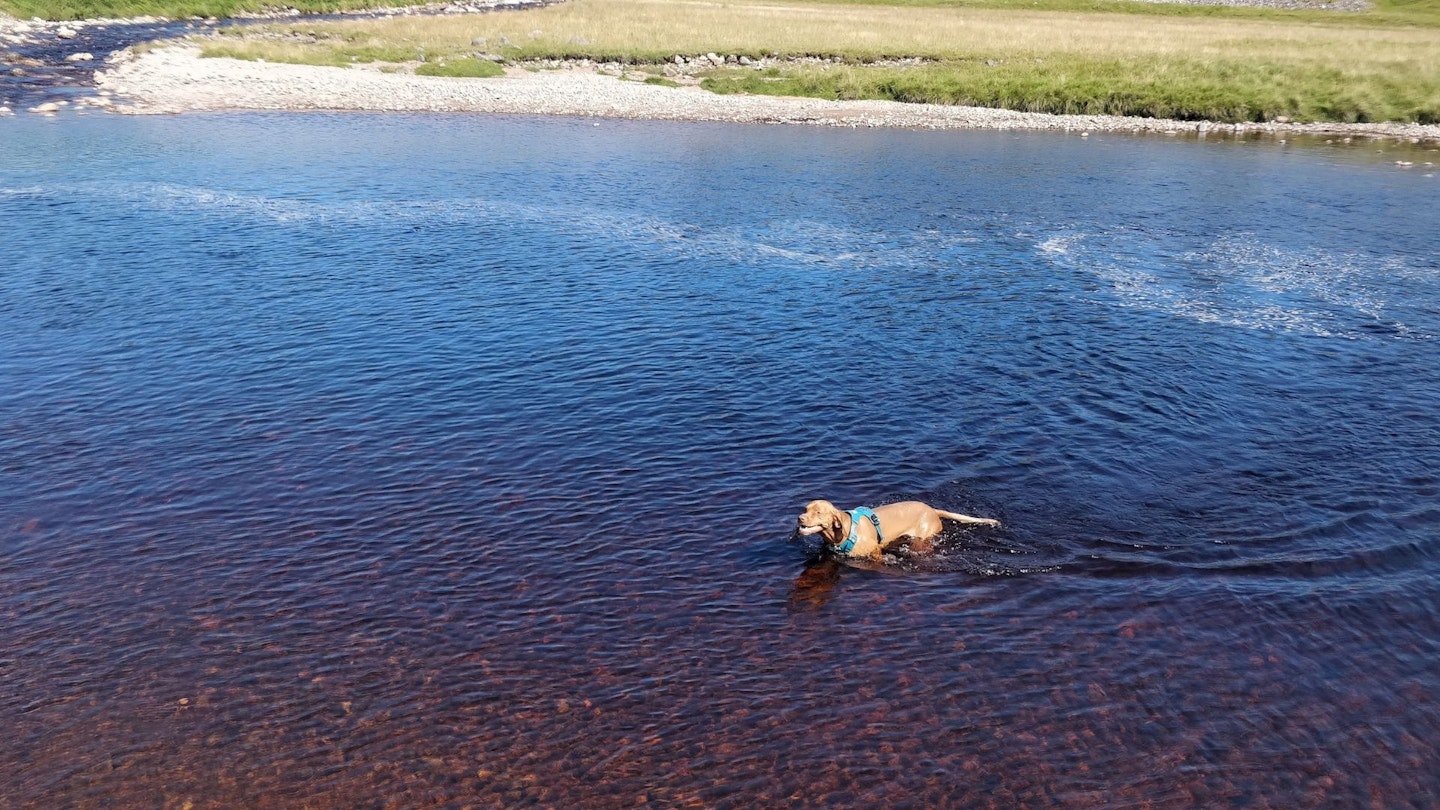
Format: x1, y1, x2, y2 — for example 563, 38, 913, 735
3, 112, 1439, 807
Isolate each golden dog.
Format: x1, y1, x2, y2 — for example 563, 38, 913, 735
796, 499, 999, 560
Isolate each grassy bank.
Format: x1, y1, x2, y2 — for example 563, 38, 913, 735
85, 0, 1440, 124
703, 54, 1439, 123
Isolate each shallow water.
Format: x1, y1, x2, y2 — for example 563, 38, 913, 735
0, 18, 215, 110
3, 113, 1439, 807
0, 4, 544, 111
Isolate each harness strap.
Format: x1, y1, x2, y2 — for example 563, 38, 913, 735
833, 507, 882, 555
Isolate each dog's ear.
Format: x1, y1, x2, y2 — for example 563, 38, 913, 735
829, 512, 844, 541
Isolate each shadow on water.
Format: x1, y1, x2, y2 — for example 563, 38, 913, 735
786, 533, 1043, 611
788, 555, 847, 609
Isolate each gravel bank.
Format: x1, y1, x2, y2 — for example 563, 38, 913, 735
94, 45, 1440, 142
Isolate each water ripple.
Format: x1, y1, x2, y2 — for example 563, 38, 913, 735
1040, 226, 1439, 340
3, 115, 1439, 807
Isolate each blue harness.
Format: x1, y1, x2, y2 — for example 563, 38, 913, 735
832, 507, 882, 556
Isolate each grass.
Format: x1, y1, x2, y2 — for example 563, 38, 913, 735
702, 56, 1440, 123
415, 56, 504, 77
201, 39, 422, 66
38, 0, 1436, 124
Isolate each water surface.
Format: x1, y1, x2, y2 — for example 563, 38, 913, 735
3, 114, 1439, 807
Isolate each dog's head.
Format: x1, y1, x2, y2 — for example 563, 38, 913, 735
796, 500, 843, 542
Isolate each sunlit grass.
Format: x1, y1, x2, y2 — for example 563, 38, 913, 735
230, 0, 1440, 60
169, 0, 1440, 123
201, 39, 423, 65
415, 55, 504, 76
703, 58, 1440, 122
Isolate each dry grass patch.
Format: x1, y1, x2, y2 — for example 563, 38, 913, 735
245, 0, 1440, 62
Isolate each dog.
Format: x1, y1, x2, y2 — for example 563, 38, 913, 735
796, 499, 999, 560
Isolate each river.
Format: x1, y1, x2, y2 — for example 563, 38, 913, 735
3, 112, 1438, 807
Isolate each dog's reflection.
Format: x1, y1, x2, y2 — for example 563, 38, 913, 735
788, 552, 893, 609
788, 555, 844, 609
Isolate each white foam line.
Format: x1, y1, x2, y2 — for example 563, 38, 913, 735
20, 179, 965, 274
1038, 228, 1434, 340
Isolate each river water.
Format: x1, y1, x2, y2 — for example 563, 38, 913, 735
0, 3, 544, 111
3, 113, 1438, 807
1, 18, 219, 111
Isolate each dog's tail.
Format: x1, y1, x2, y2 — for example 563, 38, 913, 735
935, 509, 1001, 527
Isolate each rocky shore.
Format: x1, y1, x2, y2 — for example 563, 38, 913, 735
88, 45, 1440, 143
1, 2, 545, 114
1, 13, 224, 114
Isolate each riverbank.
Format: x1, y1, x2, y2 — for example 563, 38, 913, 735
1, 13, 224, 114
0, 3, 542, 113
91, 45, 1440, 142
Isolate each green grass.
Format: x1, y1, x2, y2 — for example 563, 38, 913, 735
415, 56, 504, 77
702, 57, 1440, 123
200, 38, 421, 66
